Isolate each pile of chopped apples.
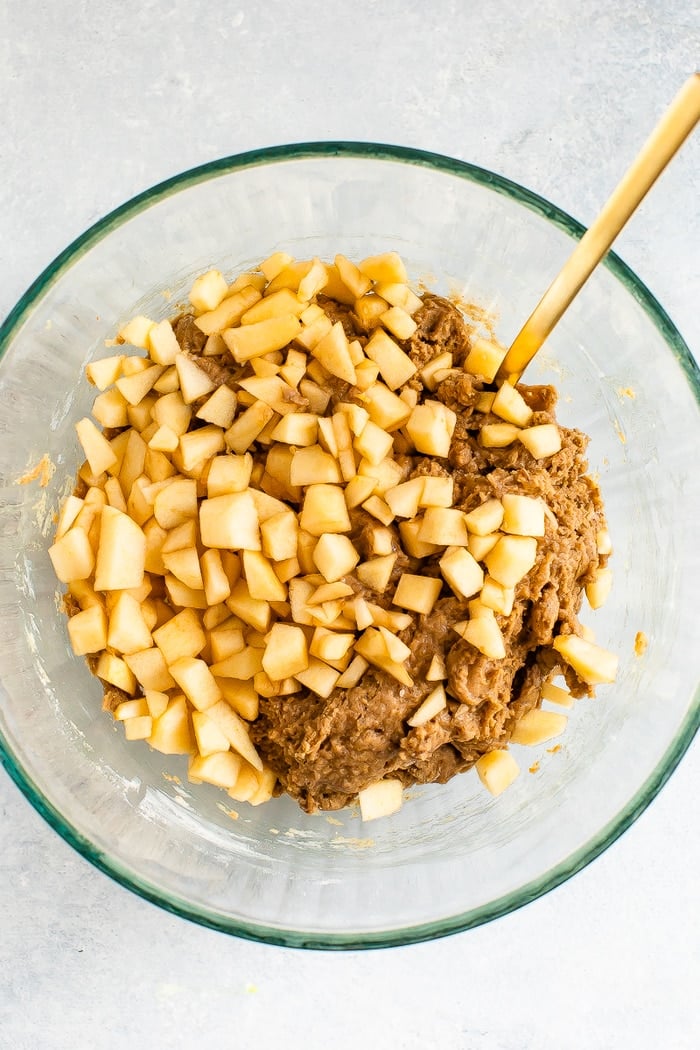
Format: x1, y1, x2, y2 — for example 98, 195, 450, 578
49, 251, 617, 819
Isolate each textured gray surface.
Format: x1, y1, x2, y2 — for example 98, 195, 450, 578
1, 2, 698, 1048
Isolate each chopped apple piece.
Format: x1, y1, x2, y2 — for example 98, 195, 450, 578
107, 592, 153, 654
224, 315, 301, 362
121, 715, 152, 741
241, 287, 307, 325
153, 478, 198, 530
199, 491, 260, 550
356, 554, 396, 593
290, 445, 342, 486
169, 656, 222, 712
189, 268, 229, 312
480, 423, 520, 448
96, 651, 137, 695
118, 315, 154, 349
67, 604, 108, 655
334, 254, 371, 298
480, 577, 515, 616
196, 385, 238, 429
501, 494, 545, 537
225, 579, 272, 633
116, 364, 163, 407
474, 391, 496, 413
124, 647, 176, 692
353, 421, 394, 466
399, 518, 441, 559
75, 417, 118, 475
148, 694, 194, 755
511, 709, 568, 746
94, 507, 146, 591
405, 400, 456, 457
49, 528, 95, 583
464, 499, 504, 537
206, 699, 263, 770
360, 382, 411, 431
311, 321, 357, 385
300, 484, 351, 536
426, 653, 447, 681
113, 698, 149, 721
260, 251, 294, 282
260, 510, 299, 563
374, 282, 422, 315
359, 252, 407, 284
242, 550, 287, 602
148, 424, 179, 453
541, 681, 574, 708
86, 354, 124, 389
586, 568, 613, 610
381, 306, 417, 341
439, 547, 484, 600
179, 425, 225, 472
467, 532, 499, 562
147, 319, 181, 365
475, 750, 519, 796
464, 337, 507, 382
552, 634, 618, 685
355, 628, 413, 686
270, 413, 318, 446
92, 388, 129, 429
419, 507, 469, 547
361, 496, 394, 526
224, 400, 275, 453
407, 683, 447, 728
312, 533, 360, 582
491, 382, 533, 426
195, 285, 262, 336
596, 529, 613, 556
393, 573, 442, 615
189, 750, 241, 788
152, 391, 192, 436
297, 257, 328, 301
358, 779, 403, 821
153, 607, 205, 664
294, 657, 340, 698
364, 328, 416, 390
485, 535, 538, 588
162, 546, 204, 590
207, 453, 253, 496
259, 622, 308, 681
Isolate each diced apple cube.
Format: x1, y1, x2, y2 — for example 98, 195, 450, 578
361, 496, 394, 526
194, 285, 262, 336
356, 554, 396, 593
106, 592, 153, 654
358, 779, 403, 821
541, 681, 574, 707
118, 315, 154, 349
464, 499, 504, 536
381, 306, 417, 341
116, 364, 164, 407
439, 547, 484, 601
290, 445, 342, 486
501, 494, 545, 537
405, 400, 456, 457
241, 550, 286, 602
479, 576, 515, 616
92, 388, 129, 429
364, 328, 416, 390
485, 535, 538, 588
224, 315, 301, 362
148, 424, 179, 453
358, 252, 408, 284
398, 518, 441, 559
162, 546, 204, 590
225, 579, 272, 633
124, 647, 176, 692
123, 715, 153, 741
94, 507, 146, 591
294, 657, 341, 698
67, 604, 108, 655
153, 478, 198, 530
491, 382, 533, 426
374, 282, 423, 315
552, 634, 618, 685
75, 417, 118, 476
269, 413, 318, 447
199, 491, 260, 550
147, 319, 181, 365
419, 507, 469, 547
241, 287, 308, 325
259, 622, 308, 682
152, 391, 192, 436
312, 533, 360, 582
206, 699, 262, 770
586, 568, 613, 610
49, 528, 95, 583
511, 708, 568, 746
144, 690, 169, 719
464, 337, 507, 382
480, 423, 521, 448
113, 697, 149, 721
206, 453, 253, 497
393, 573, 442, 615
196, 385, 238, 429
169, 656, 222, 711
426, 653, 447, 681
153, 607, 205, 664
475, 750, 519, 796
310, 321, 357, 385
86, 354, 124, 389
96, 651, 137, 695
224, 400, 275, 453
148, 694, 194, 755
300, 484, 351, 536
189, 750, 241, 788
354, 628, 413, 686
407, 683, 447, 728
189, 269, 229, 312
353, 421, 394, 467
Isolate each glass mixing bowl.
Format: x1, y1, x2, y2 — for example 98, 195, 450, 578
0, 143, 698, 949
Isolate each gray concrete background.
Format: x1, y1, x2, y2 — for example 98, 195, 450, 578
1, 2, 698, 1048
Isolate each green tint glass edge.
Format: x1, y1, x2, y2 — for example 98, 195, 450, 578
0, 141, 698, 950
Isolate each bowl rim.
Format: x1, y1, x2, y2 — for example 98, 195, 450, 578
1, 140, 698, 951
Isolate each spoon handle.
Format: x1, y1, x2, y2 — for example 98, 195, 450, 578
498, 73, 700, 382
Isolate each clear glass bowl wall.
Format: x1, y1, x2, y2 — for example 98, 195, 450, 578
0, 146, 698, 948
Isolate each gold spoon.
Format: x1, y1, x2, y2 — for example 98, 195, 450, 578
498, 72, 700, 383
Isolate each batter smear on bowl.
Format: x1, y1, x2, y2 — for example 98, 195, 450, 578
49, 252, 618, 820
